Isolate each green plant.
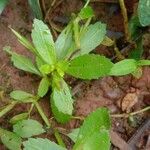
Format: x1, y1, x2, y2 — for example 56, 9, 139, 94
128, 0, 150, 59
1, 1, 150, 150
4, 5, 113, 124
0, 108, 111, 150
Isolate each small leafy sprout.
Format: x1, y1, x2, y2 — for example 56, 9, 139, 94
0, 108, 111, 150
4, 6, 111, 123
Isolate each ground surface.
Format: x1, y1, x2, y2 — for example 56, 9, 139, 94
0, 0, 149, 149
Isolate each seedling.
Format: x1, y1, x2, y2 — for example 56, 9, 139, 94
4, 5, 113, 124
0, 108, 111, 150
1, 1, 150, 150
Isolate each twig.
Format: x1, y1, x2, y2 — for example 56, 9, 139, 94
84, 0, 90, 8
45, 0, 63, 21
114, 40, 125, 60
119, 0, 130, 42
111, 106, 150, 118
72, 106, 150, 120
90, 0, 118, 3
41, 0, 46, 14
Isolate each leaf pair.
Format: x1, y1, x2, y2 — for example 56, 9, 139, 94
5, 6, 108, 124
0, 119, 45, 150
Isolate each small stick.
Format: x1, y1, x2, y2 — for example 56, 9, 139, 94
119, 0, 131, 42
41, 0, 46, 14
91, 0, 118, 3
72, 106, 150, 120
111, 106, 150, 118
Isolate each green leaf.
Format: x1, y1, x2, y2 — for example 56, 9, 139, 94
23, 138, 66, 150
73, 108, 111, 150
138, 59, 150, 66
32, 19, 56, 65
55, 26, 75, 60
10, 90, 34, 102
138, 0, 150, 26
10, 28, 37, 54
129, 37, 143, 60
109, 59, 137, 76
4, 47, 41, 76
38, 77, 50, 97
56, 60, 69, 77
39, 64, 54, 75
36, 56, 45, 70
0, 128, 22, 150
79, 22, 106, 55
0, 0, 9, 15
51, 80, 73, 123
67, 128, 80, 143
10, 113, 29, 124
79, 6, 94, 19
129, 15, 141, 40
80, 130, 110, 150
66, 54, 113, 79
28, 0, 43, 20
13, 119, 45, 138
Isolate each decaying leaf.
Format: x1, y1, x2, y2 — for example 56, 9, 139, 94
121, 89, 140, 112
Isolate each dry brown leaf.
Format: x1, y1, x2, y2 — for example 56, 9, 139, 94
121, 90, 140, 112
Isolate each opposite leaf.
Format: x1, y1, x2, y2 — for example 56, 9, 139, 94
79, 22, 106, 55
0, 128, 22, 150
10, 90, 34, 102
109, 59, 137, 76
51, 80, 73, 123
38, 77, 50, 97
10, 113, 29, 124
32, 19, 56, 65
23, 138, 66, 150
4, 47, 41, 76
11, 28, 37, 54
66, 54, 113, 79
73, 108, 111, 150
13, 119, 45, 138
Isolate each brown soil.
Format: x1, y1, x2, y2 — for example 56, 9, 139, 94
0, 0, 149, 150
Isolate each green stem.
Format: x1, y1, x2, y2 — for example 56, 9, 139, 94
34, 101, 51, 128
111, 106, 150, 118
0, 101, 17, 118
72, 106, 150, 120
114, 41, 125, 60
28, 103, 34, 118
54, 129, 66, 148
119, 0, 130, 42
73, 18, 80, 49
84, 0, 90, 8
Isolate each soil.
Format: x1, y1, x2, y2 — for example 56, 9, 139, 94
0, 0, 149, 150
